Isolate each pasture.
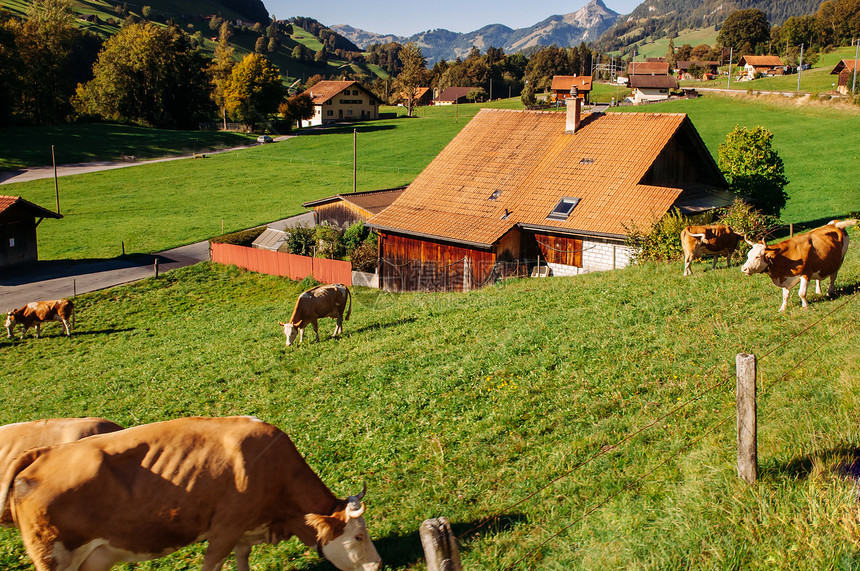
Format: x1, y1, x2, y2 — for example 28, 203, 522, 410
3, 93, 859, 263
1, 230, 859, 569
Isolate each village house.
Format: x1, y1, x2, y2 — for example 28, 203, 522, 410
367, 100, 734, 292
302, 80, 382, 126
550, 76, 593, 104
737, 55, 784, 80
302, 187, 406, 228
433, 87, 478, 105
627, 61, 671, 76
629, 75, 679, 104
830, 59, 858, 94
0, 196, 62, 268
675, 61, 720, 79
397, 87, 433, 107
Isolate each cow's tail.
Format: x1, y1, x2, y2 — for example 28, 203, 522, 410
835, 219, 858, 230
0, 447, 48, 526
345, 286, 352, 321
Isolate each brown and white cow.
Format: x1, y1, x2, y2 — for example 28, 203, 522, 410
680, 224, 744, 276
0, 417, 124, 526
0, 416, 382, 571
279, 284, 352, 346
5, 299, 75, 339
741, 219, 857, 311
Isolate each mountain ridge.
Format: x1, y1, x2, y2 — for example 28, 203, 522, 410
332, 0, 619, 61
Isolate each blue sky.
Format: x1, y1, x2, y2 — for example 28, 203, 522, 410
266, 0, 642, 38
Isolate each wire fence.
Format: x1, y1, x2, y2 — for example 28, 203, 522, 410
441, 286, 860, 569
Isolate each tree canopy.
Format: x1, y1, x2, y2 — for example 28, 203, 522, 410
716, 9, 771, 54
718, 126, 789, 216
225, 53, 286, 129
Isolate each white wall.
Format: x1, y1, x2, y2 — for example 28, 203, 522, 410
547, 237, 636, 276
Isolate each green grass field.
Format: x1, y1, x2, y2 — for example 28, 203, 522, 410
1, 230, 859, 569
4, 93, 857, 262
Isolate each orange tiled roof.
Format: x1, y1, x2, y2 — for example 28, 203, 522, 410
370, 109, 705, 246
304, 187, 406, 216
550, 76, 593, 92
738, 55, 784, 67
831, 59, 858, 74
0, 195, 62, 218
628, 62, 670, 75
303, 81, 378, 105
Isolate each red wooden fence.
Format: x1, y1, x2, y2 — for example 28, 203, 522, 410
210, 243, 352, 286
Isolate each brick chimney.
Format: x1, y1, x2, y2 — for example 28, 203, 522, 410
565, 86, 581, 134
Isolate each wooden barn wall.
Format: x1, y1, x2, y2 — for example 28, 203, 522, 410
531, 232, 583, 267
314, 202, 371, 228
0, 217, 38, 268
644, 133, 721, 188
379, 233, 496, 292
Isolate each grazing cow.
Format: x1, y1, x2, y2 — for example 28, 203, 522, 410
0, 416, 382, 571
279, 283, 352, 346
5, 299, 75, 339
680, 224, 744, 276
0, 417, 124, 526
741, 219, 857, 311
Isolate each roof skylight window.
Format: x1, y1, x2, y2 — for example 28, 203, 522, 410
488, 189, 502, 200
579, 158, 595, 164
546, 197, 580, 220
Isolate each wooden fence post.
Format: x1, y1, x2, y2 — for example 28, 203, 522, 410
736, 353, 758, 485
420, 517, 462, 571
154, 258, 159, 277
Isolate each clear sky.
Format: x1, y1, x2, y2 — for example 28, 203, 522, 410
265, 0, 642, 38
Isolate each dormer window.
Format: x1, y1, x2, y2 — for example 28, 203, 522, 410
547, 197, 580, 220
579, 158, 595, 164
488, 189, 502, 200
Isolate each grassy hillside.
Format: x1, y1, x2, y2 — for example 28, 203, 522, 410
625, 26, 720, 60
1, 230, 859, 569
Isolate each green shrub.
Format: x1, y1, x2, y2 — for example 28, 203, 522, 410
314, 223, 344, 259
350, 241, 378, 272
284, 225, 315, 256
341, 221, 372, 253
625, 209, 694, 264
717, 199, 782, 241
209, 226, 265, 246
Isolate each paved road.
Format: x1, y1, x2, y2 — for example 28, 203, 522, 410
0, 241, 211, 313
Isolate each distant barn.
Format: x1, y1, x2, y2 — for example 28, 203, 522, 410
0, 196, 62, 268
303, 187, 405, 228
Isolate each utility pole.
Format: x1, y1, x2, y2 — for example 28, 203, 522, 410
352, 128, 357, 193
727, 47, 733, 90
797, 43, 804, 92
853, 38, 859, 94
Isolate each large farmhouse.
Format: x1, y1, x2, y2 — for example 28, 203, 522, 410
738, 55, 784, 80
303, 80, 382, 126
0, 195, 62, 268
368, 102, 734, 292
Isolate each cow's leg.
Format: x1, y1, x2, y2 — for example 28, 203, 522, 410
34, 323, 41, 338
21, 324, 30, 339
683, 254, 693, 276
80, 545, 120, 571
61, 317, 71, 336
312, 320, 320, 341
234, 542, 252, 571
778, 287, 792, 312
797, 276, 810, 309
711, 254, 719, 271
298, 327, 304, 344
334, 314, 343, 337
826, 273, 838, 297
201, 542, 232, 571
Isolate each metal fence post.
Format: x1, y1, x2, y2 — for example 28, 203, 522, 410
736, 353, 758, 484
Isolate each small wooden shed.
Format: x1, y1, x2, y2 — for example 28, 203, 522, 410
0, 195, 62, 268
303, 187, 405, 228
831, 59, 858, 95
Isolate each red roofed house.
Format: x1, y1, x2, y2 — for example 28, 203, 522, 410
629, 75, 679, 104
0, 196, 62, 268
627, 61, 671, 76
550, 76, 593, 104
831, 59, 858, 95
433, 87, 479, 105
368, 100, 734, 292
303, 80, 382, 126
738, 55, 784, 80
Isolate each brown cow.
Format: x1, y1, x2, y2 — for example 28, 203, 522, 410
279, 283, 352, 346
0, 416, 381, 571
680, 224, 744, 276
5, 299, 75, 339
0, 417, 124, 526
741, 219, 857, 311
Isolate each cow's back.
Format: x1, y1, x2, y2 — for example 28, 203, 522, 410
8, 417, 329, 557
0, 418, 123, 525
777, 224, 850, 277
291, 285, 344, 324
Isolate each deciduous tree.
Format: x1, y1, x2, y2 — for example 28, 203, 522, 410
279, 92, 314, 128
716, 9, 771, 55
225, 53, 285, 129
208, 21, 235, 129
718, 126, 788, 216
393, 42, 429, 117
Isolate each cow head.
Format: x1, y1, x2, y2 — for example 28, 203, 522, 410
305, 487, 382, 571
5, 311, 17, 338
279, 322, 299, 346
741, 239, 770, 276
